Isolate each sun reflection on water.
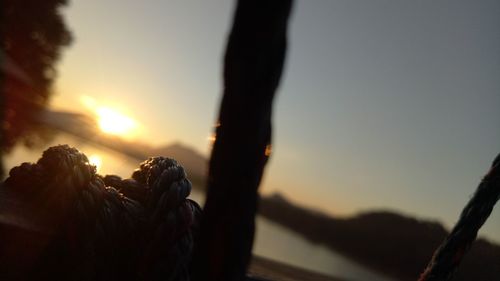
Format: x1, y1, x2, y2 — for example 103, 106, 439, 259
88, 154, 102, 172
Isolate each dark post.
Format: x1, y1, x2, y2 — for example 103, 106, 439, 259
191, 0, 293, 280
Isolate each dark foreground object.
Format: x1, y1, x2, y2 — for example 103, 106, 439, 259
0, 144, 346, 281
0, 145, 201, 281
191, 0, 293, 281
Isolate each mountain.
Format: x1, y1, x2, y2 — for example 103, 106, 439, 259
37, 109, 208, 184
259, 193, 500, 281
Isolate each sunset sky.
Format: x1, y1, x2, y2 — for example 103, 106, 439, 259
51, 0, 500, 242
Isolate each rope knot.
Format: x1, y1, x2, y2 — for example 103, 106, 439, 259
2, 145, 202, 281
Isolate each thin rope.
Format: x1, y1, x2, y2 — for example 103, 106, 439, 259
419, 154, 500, 281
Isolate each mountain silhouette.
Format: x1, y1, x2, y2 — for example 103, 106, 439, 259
259, 193, 500, 281
38, 109, 208, 184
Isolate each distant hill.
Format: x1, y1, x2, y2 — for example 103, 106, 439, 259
37, 110, 208, 185
259, 193, 500, 281
38, 109, 150, 160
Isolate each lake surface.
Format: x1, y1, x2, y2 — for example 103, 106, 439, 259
4, 133, 395, 281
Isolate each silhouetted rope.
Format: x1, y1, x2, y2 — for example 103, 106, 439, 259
191, 1, 293, 280
3, 147, 499, 281
419, 154, 500, 281
2, 144, 201, 281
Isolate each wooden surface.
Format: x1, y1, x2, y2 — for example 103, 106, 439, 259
248, 256, 347, 281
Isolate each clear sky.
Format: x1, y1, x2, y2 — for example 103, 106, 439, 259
52, 0, 500, 242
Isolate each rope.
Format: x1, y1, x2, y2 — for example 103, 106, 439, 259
2, 144, 201, 281
3, 144, 498, 281
419, 154, 500, 281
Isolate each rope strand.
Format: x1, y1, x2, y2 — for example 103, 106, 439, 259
419, 154, 500, 281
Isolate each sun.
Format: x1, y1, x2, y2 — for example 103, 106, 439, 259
79, 95, 140, 138
96, 106, 137, 137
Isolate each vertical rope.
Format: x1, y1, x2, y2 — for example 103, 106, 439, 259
191, 1, 293, 280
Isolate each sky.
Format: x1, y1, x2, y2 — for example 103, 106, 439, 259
51, 0, 500, 242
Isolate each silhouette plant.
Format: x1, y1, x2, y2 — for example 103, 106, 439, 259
1, 0, 72, 178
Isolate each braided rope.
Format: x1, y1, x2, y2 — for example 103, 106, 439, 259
128, 157, 201, 281
4, 145, 498, 280
2, 144, 201, 281
419, 154, 500, 281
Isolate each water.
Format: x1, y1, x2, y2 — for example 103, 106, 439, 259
4, 133, 394, 281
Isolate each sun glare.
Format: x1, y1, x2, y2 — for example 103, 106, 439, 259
96, 107, 137, 136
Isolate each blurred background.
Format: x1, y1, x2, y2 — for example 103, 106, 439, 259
2, 1, 499, 280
